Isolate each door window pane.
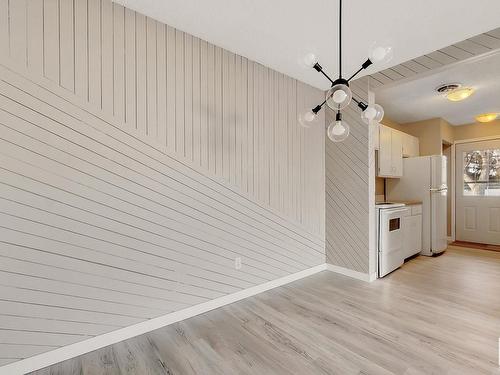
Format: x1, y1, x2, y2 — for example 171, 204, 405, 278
463, 149, 500, 196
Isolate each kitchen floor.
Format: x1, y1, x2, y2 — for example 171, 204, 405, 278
31, 246, 500, 375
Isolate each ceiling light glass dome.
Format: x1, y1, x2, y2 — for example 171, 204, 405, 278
326, 83, 352, 110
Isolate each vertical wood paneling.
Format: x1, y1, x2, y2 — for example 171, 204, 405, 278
124, 8, 136, 127
184, 33, 193, 160
0, 0, 8, 59
101, 0, 113, 113
26, 0, 44, 75
221, 49, 230, 181
9, 0, 27, 67
74, 0, 88, 99
207, 42, 216, 174
0, 0, 325, 368
214, 46, 223, 175
43, 0, 59, 82
192, 36, 201, 165
59, 0, 74, 91
87, 0, 101, 107
165, 25, 176, 150
135, 12, 147, 135
146, 17, 157, 137
175, 29, 185, 155
199, 40, 208, 170
247, 60, 255, 197
113, 3, 125, 122
156, 22, 167, 146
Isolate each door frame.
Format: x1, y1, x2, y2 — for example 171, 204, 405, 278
452, 135, 500, 243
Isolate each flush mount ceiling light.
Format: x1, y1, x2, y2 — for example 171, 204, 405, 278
298, 0, 391, 142
475, 113, 499, 123
447, 87, 474, 102
436, 84, 475, 102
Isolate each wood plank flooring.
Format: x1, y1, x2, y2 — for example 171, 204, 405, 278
451, 240, 500, 253
30, 246, 500, 374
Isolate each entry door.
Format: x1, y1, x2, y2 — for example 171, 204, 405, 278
455, 140, 500, 245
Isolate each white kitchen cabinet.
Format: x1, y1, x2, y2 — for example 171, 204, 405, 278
402, 133, 419, 157
391, 130, 403, 176
378, 125, 403, 177
403, 204, 422, 258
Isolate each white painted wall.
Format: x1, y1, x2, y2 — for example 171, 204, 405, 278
0, 0, 325, 368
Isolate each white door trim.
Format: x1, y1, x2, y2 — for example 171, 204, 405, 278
454, 135, 500, 145
451, 143, 456, 242
452, 136, 500, 243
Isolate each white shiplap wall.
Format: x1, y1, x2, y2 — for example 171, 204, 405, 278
0, 0, 325, 367
325, 76, 373, 275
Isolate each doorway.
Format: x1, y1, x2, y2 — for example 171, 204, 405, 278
455, 139, 500, 245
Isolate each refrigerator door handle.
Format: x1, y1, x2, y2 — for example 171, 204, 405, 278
430, 187, 448, 192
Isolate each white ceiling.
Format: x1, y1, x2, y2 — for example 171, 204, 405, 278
375, 51, 500, 125
113, 0, 500, 90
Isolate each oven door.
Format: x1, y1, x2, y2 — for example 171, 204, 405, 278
378, 208, 409, 277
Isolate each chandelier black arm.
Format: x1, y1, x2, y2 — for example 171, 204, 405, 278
347, 59, 374, 82
351, 97, 368, 111
312, 99, 327, 114
313, 63, 335, 86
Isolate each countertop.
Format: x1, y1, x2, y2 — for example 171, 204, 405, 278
387, 200, 422, 206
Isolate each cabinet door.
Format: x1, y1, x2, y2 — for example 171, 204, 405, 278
391, 130, 403, 177
412, 136, 420, 156
378, 125, 392, 176
402, 134, 419, 157
404, 214, 422, 257
402, 133, 412, 157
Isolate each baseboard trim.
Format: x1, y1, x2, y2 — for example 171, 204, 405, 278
325, 264, 373, 282
0, 264, 327, 375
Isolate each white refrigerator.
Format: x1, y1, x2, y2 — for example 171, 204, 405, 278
386, 155, 448, 256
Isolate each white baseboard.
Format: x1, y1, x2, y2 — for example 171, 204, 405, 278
0, 264, 327, 375
325, 264, 374, 282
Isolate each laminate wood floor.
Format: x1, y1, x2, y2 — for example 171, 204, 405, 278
30, 246, 500, 375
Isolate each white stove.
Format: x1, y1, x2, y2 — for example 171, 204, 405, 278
376, 202, 410, 277
375, 202, 405, 209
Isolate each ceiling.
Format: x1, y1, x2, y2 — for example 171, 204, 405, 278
375, 51, 500, 125
112, 0, 500, 90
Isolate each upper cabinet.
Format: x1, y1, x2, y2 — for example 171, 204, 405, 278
378, 125, 403, 177
402, 132, 419, 157
376, 124, 419, 178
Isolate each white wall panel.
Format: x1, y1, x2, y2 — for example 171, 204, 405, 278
0, 0, 325, 367
325, 77, 371, 274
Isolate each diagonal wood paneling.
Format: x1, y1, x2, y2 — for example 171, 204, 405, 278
0, 0, 325, 367
369, 27, 500, 89
325, 77, 371, 274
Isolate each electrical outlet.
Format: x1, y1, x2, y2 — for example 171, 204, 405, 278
234, 257, 242, 270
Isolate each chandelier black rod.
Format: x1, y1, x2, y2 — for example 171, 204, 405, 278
339, 0, 342, 79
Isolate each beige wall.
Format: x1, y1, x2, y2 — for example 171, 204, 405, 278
454, 119, 500, 141
380, 116, 406, 132
440, 119, 455, 145
402, 118, 443, 156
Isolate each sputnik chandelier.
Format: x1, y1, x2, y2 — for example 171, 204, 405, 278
299, 0, 391, 142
